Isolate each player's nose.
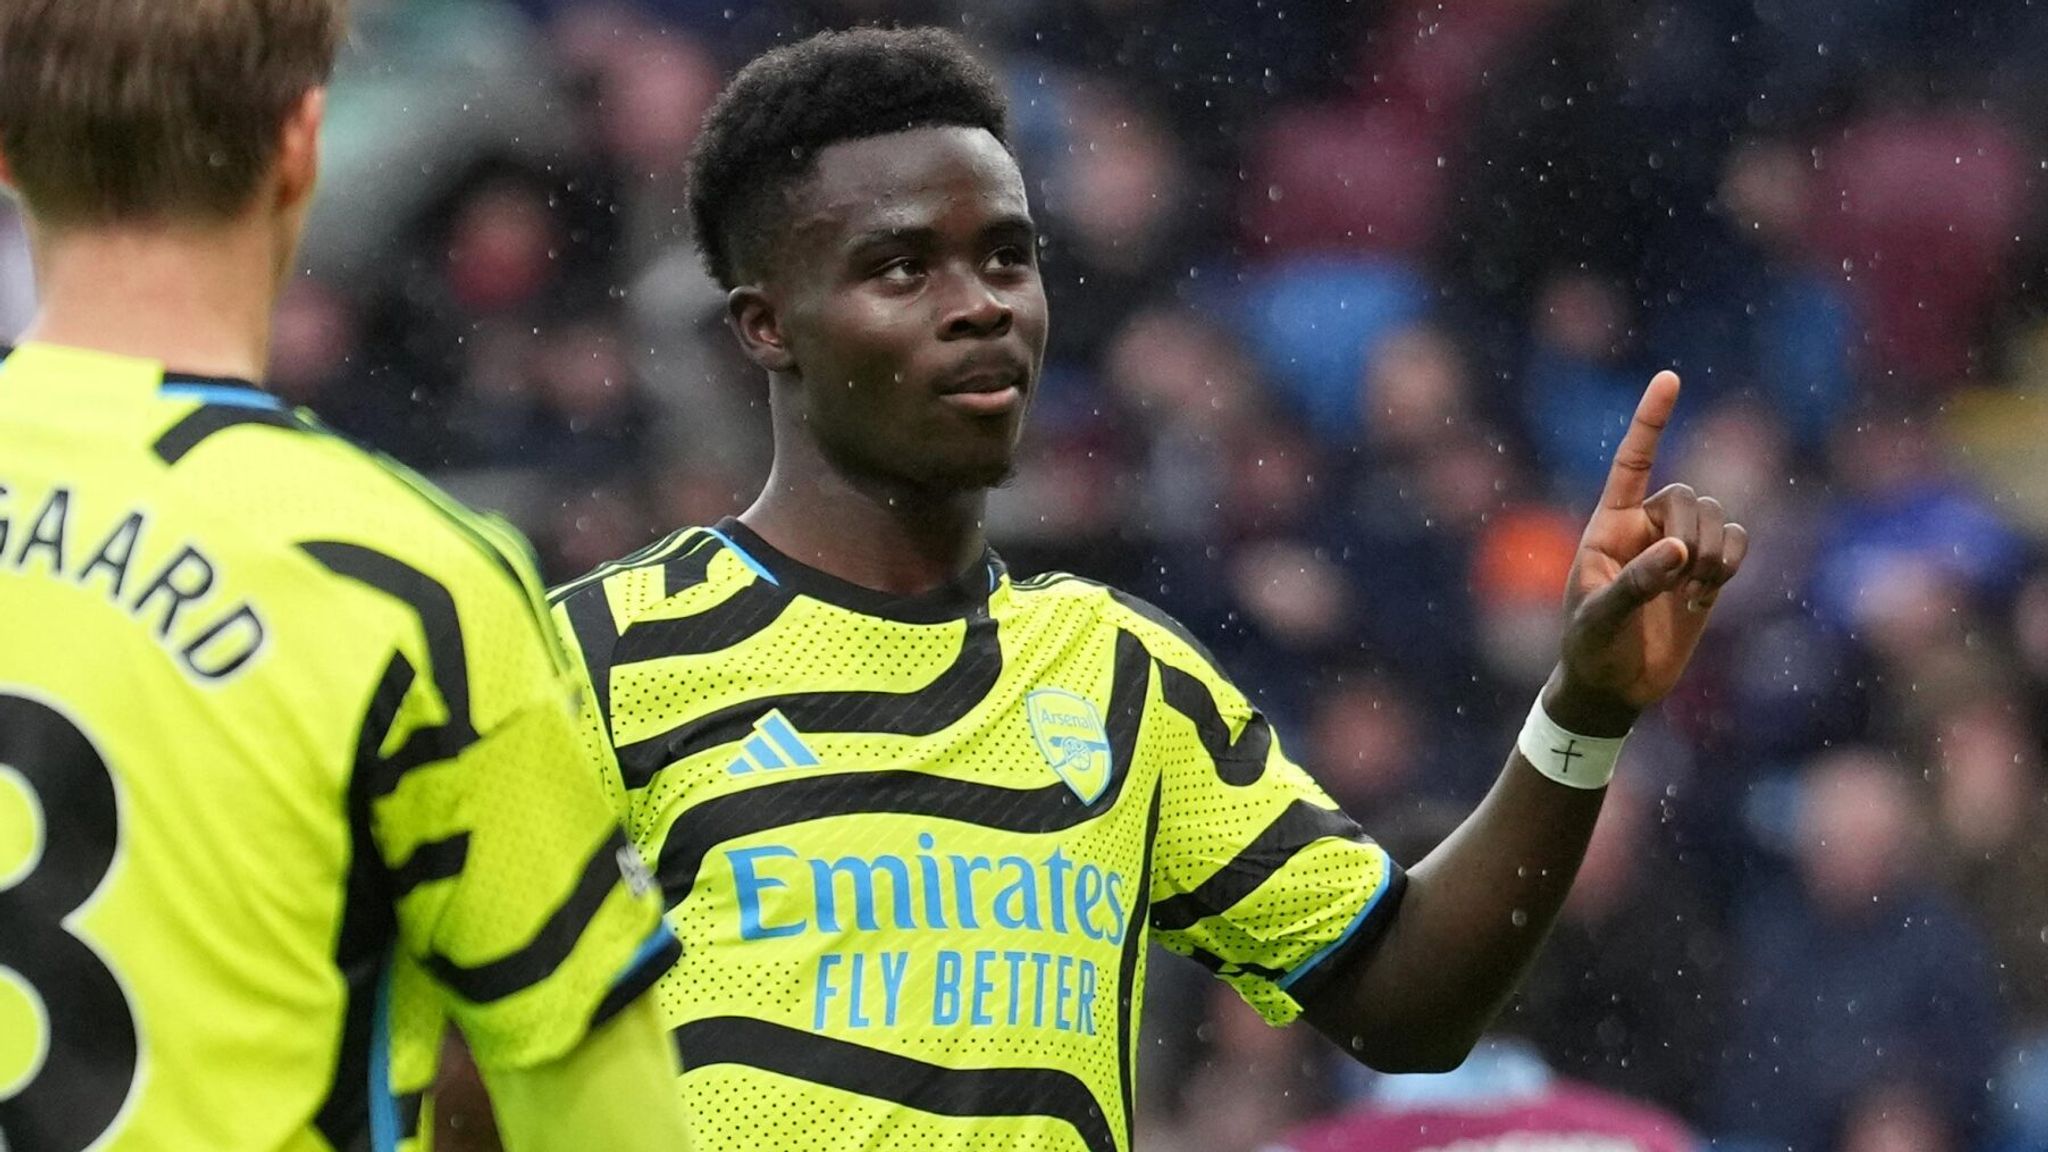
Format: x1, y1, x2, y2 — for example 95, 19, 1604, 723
937, 272, 1012, 340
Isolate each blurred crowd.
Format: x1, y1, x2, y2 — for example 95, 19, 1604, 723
10, 0, 2048, 1149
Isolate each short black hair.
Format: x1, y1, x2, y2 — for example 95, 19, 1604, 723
686, 27, 1012, 290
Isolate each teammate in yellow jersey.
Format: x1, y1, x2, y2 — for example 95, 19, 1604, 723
457, 26, 1744, 1152
0, 1, 691, 1149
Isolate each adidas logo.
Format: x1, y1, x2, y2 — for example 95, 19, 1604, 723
725, 710, 822, 775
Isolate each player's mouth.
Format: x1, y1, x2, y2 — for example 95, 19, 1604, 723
935, 362, 1029, 416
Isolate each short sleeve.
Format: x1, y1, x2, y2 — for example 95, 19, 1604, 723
1137, 617, 1403, 1026
361, 538, 676, 1073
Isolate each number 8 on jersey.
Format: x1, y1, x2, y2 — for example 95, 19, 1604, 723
0, 691, 141, 1152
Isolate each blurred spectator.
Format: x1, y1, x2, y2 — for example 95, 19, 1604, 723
1036, 83, 1202, 367
1241, 104, 1443, 264
1468, 502, 1578, 696
443, 321, 545, 468
1654, 399, 1855, 904
1834, 1079, 1962, 1152
1007, 0, 1369, 174
441, 171, 586, 318
269, 278, 439, 465
1807, 104, 2029, 387
1318, 420, 1525, 722
1098, 306, 1260, 547
1301, 671, 1495, 819
1440, 0, 1745, 326
1236, 256, 1430, 438
1208, 416, 1358, 714
1709, 749, 2002, 1152
1662, 399, 1817, 627
1943, 378, 2048, 544
1516, 776, 1728, 1119
269, 279, 360, 411
1648, 138, 1858, 450
1357, 325, 1478, 464
649, 456, 755, 533
1139, 985, 1332, 1152
529, 314, 658, 475
550, 15, 722, 264
986, 405, 1134, 574
302, 0, 571, 283
1267, 1035, 1699, 1152
1350, 0, 1563, 124
625, 244, 772, 476
1808, 405, 2028, 634
539, 477, 661, 580
1520, 271, 1646, 507
1305, 673, 1427, 823
1926, 695, 2048, 1035
1744, 0, 1918, 128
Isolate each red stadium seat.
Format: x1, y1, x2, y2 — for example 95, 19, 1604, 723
1808, 110, 2028, 385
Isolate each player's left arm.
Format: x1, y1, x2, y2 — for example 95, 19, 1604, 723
1296, 371, 1748, 1071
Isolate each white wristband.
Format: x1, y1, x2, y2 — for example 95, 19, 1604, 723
1516, 697, 1628, 790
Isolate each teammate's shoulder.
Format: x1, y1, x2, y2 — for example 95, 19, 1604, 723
1009, 570, 1227, 678
178, 404, 542, 602
143, 378, 323, 462
8, 343, 540, 604
546, 524, 728, 623
329, 444, 546, 595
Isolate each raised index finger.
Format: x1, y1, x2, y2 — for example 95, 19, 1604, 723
1600, 370, 1681, 510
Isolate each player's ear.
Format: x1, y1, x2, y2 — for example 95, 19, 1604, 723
274, 87, 325, 212
727, 285, 798, 374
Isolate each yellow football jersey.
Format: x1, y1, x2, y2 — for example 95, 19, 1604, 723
0, 342, 675, 1152
551, 519, 1404, 1152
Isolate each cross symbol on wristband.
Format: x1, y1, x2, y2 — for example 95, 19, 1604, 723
1552, 739, 1584, 775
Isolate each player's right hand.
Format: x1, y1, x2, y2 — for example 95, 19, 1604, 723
1547, 371, 1749, 735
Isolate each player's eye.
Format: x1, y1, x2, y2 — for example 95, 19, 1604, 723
874, 257, 923, 283
985, 246, 1031, 272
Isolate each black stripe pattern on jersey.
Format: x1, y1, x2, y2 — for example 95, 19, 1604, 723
616, 606, 1009, 791
1155, 661, 1273, 787
614, 574, 788, 662
314, 653, 412, 1148
590, 932, 684, 1030
1041, 577, 1273, 788
1116, 780, 1163, 1147
560, 582, 623, 722
151, 405, 306, 465
399, 1092, 425, 1142
1166, 870, 1409, 994
1283, 869, 1410, 1005
548, 527, 706, 608
299, 542, 480, 768
390, 832, 470, 897
1147, 801, 1366, 932
660, 532, 723, 598
564, 533, 789, 680
651, 627, 1152, 908
349, 653, 472, 800
673, 1017, 1120, 1152
426, 829, 631, 1003
1175, 945, 1289, 984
